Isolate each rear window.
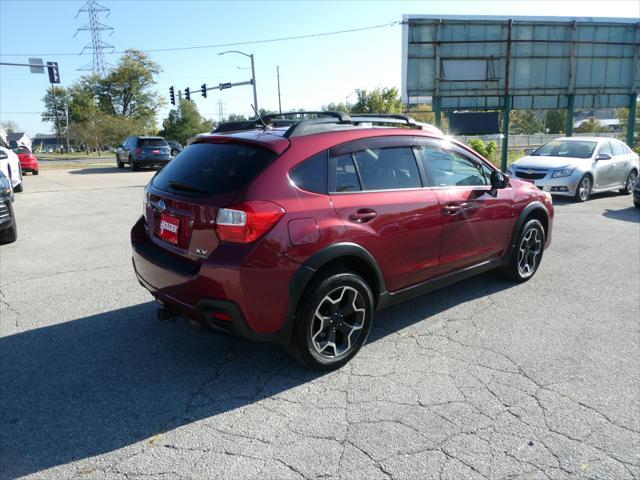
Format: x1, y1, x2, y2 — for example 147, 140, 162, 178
152, 142, 276, 196
13, 147, 30, 154
139, 138, 168, 147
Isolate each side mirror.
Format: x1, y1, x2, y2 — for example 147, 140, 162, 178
596, 153, 612, 161
0, 150, 7, 160
491, 170, 509, 190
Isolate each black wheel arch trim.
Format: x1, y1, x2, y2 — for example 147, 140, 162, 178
505, 201, 549, 264
282, 242, 387, 345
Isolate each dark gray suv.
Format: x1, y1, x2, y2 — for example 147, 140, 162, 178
116, 136, 171, 171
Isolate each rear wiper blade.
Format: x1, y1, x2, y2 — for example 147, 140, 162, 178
167, 181, 208, 194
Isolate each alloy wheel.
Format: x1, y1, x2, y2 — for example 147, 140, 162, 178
517, 227, 542, 278
311, 286, 366, 358
627, 172, 637, 192
578, 176, 591, 201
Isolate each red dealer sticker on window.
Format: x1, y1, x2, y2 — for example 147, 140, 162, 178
158, 214, 180, 244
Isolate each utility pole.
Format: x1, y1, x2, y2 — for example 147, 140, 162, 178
51, 84, 63, 153
277, 66, 282, 114
65, 104, 71, 153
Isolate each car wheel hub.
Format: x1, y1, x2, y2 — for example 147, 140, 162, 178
311, 286, 365, 359
517, 228, 542, 277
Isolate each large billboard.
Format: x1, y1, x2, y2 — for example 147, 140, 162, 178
402, 15, 639, 110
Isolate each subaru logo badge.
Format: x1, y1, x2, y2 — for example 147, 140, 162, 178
527, 169, 533, 174
157, 200, 166, 213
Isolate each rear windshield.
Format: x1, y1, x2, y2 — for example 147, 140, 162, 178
152, 142, 276, 196
140, 139, 168, 147
532, 140, 596, 159
13, 147, 31, 154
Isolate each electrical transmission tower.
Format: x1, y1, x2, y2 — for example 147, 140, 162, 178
74, 0, 115, 76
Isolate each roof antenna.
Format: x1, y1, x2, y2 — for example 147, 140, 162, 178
251, 104, 270, 130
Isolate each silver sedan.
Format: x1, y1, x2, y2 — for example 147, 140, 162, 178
507, 137, 639, 202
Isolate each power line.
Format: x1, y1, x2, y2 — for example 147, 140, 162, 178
0, 21, 402, 57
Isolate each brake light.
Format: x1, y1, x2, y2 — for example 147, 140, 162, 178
136, 148, 142, 156
215, 201, 285, 243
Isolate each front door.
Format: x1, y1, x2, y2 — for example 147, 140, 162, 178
329, 138, 442, 292
416, 141, 514, 274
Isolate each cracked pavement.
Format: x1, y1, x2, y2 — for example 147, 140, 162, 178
0, 168, 638, 479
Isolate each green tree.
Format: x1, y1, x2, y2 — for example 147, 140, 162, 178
322, 102, 349, 113
94, 49, 162, 130
510, 110, 542, 134
226, 113, 248, 122
575, 118, 610, 133
350, 87, 404, 114
41, 86, 70, 140
160, 99, 212, 145
545, 110, 566, 134
468, 139, 498, 162
1, 121, 19, 134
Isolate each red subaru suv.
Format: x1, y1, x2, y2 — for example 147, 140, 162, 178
131, 112, 553, 370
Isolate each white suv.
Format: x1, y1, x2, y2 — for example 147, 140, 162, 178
0, 146, 23, 193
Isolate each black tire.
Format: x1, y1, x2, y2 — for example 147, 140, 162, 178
634, 199, 640, 209
131, 158, 139, 172
619, 170, 637, 195
117, 158, 124, 169
33, 170, 39, 175
574, 174, 591, 202
171, 149, 179, 157
13, 181, 23, 193
291, 270, 374, 371
0, 206, 17, 245
500, 219, 546, 283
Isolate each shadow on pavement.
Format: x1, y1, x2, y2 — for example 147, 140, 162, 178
602, 206, 640, 223
0, 271, 515, 478
68, 167, 152, 175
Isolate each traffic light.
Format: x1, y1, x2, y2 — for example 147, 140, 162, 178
201, 84, 207, 98
169, 86, 175, 106
46, 62, 60, 84
185, 87, 191, 101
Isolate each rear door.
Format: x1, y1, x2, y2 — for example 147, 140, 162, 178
329, 137, 442, 292
610, 140, 631, 185
416, 140, 513, 274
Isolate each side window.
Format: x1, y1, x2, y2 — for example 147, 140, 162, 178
418, 146, 488, 187
352, 147, 422, 190
599, 142, 612, 156
333, 154, 361, 192
290, 152, 327, 194
611, 141, 625, 156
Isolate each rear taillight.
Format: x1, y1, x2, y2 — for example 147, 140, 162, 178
215, 201, 285, 243
135, 148, 142, 156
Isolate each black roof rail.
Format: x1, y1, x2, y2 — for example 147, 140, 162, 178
263, 111, 350, 123
350, 113, 417, 126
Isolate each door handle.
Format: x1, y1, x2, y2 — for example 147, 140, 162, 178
349, 208, 377, 223
443, 204, 462, 215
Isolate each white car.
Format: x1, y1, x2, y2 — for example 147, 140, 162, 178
0, 146, 23, 193
508, 137, 639, 202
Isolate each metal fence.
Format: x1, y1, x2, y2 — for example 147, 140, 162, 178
454, 132, 621, 149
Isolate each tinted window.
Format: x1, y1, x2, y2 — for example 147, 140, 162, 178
532, 140, 596, 159
290, 152, 327, 194
333, 154, 361, 192
352, 147, 421, 190
599, 142, 612, 156
13, 147, 30, 154
418, 146, 488, 187
152, 142, 276, 196
140, 138, 168, 147
610, 141, 626, 156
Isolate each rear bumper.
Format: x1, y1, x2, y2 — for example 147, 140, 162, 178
19, 160, 38, 171
130, 216, 295, 344
133, 155, 171, 163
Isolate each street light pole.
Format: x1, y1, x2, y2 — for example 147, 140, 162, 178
218, 50, 259, 117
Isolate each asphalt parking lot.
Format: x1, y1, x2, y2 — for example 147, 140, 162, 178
1, 168, 638, 480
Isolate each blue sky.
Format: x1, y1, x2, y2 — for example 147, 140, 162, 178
1, 0, 638, 136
